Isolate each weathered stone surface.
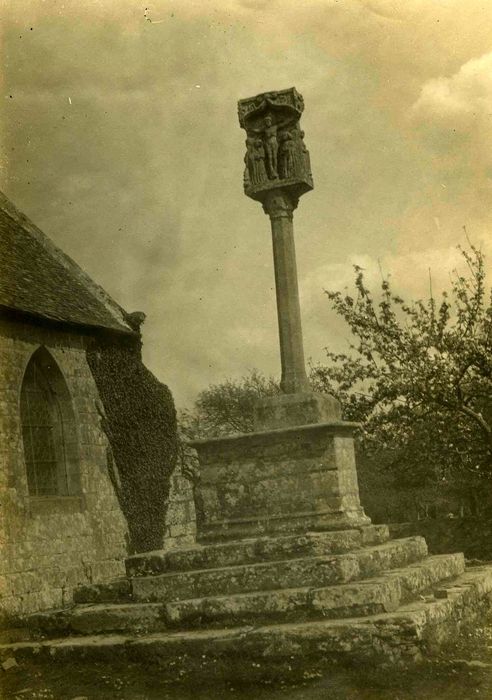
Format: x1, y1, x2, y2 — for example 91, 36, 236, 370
190, 422, 370, 542
0, 320, 128, 617
384, 552, 465, 599
69, 602, 163, 634
132, 555, 360, 603
238, 88, 313, 205
126, 525, 389, 578
356, 537, 428, 577
131, 538, 426, 603
73, 578, 132, 605
253, 392, 342, 431
163, 553, 463, 628
3, 566, 492, 682
27, 601, 164, 636
165, 587, 310, 626
360, 524, 389, 546
311, 553, 465, 619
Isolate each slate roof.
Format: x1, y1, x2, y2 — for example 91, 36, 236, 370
0, 191, 133, 334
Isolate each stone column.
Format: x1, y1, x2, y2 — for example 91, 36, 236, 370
262, 190, 310, 394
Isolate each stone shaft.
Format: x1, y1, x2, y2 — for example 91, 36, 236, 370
263, 190, 310, 394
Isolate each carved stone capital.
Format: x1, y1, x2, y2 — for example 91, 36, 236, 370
262, 190, 297, 220
238, 87, 313, 206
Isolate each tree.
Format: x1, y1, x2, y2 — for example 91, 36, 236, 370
310, 243, 492, 500
177, 370, 280, 485
179, 369, 280, 440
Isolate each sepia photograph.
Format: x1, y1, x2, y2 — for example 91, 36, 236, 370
0, 1, 492, 698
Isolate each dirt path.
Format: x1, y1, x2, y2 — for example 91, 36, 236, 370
2, 622, 492, 699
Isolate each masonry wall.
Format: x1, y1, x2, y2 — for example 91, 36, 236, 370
164, 466, 196, 549
0, 317, 131, 617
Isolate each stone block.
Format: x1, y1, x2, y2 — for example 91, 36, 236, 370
132, 554, 360, 603
254, 392, 342, 430
190, 422, 369, 541
164, 554, 465, 628
132, 537, 426, 604
357, 537, 428, 577
126, 527, 388, 578
73, 578, 132, 605
69, 602, 163, 635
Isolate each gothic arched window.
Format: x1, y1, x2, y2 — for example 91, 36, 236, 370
20, 347, 80, 497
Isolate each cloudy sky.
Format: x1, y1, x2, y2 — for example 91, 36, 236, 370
2, 0, 492, 407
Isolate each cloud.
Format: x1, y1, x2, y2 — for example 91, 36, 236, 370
2, 1, 492, 407
413, 52, 492, 120
356, 0, 405, 22
411, 52, 492, 177
302, 245, 468, 317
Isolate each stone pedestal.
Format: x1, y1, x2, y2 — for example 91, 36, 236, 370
254, 392, 341, 431
189, 421, 370, 543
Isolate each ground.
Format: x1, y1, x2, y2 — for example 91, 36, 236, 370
2, 616, 492, 700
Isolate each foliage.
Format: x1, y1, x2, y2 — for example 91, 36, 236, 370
87, 335, 178, 553
179, 369, 280, 440
310, 243, 492, 490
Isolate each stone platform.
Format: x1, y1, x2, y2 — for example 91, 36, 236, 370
2, 524, 492, 683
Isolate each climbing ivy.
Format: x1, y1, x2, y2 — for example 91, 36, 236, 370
87, 334, 178, 553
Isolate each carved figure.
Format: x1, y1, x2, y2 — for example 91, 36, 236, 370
250, 114, 290, 180
279, 130, 296, 179
298, 130, 311, 174
245, 136, 268, 186
253, 138, 268, 184
262, 115, 279, 179
244, 137, 256, 186
291, 128, 308, 177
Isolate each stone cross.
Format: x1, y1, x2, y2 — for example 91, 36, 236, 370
184, 88, 370, 543
238, 87, 313, 395
238, 88, 341, 430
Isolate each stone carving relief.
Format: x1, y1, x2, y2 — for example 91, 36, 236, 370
244, 136, 268, 187
238, 88, 313, 199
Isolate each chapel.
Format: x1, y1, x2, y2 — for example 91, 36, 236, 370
0, 192, 194, 619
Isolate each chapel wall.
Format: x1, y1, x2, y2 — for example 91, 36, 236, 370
0, 318, 128, 617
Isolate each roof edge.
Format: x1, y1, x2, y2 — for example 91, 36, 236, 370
0, 191, 133, 333
0, 305, 138, 338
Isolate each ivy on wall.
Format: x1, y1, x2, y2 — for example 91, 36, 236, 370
86, 334, 178, 554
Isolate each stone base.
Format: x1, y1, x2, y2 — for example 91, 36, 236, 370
189, 421, 370, 542
6, 529, 492, 681
253, 392, 342, 430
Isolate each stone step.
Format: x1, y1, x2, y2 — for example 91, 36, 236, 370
165, 553, 464, 627
27, 602, 164, 637
3, 566, 492, 683
26, 551, 458, 637
72, 528, 390, 606
132, 537, 427, 602
73, 578, 132, 605
126, 525, 389, 578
